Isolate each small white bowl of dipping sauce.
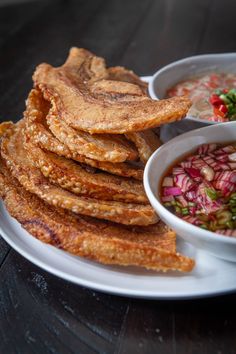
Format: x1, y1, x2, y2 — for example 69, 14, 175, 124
144, 121, 236, 262
146, 53, 236, 140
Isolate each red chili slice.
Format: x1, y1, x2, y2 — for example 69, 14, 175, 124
219, 104, 228, 114
213, 107, 226, 118
210, 94, 224, 106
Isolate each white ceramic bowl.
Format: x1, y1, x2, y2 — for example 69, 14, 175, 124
144, 121, 236, 262
147, 53, 236, 140
148, 53, 236, 125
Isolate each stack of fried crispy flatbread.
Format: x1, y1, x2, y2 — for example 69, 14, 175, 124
0, 47, 194, 272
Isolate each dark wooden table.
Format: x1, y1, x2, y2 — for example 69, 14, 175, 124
1, 0, 236, 353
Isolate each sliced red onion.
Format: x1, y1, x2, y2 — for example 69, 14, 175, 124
182, 215, 198, 224
163, 187, 182, 196
195, 182, 223, 214
189, 206, 197, 216
208, 153, 217, 159
213, 180, 235, 196
185, 167, 201, 178
198, 143, 217, 155
174, 173, 194, 193
176, 195, 188, 207
229, 162, 236, 170
215, 146, 236, 155
218, 163, 230, 171
181, 161, 192, 168
172, 167, 185, 175
185, 191, 197, 201
215, 171, 221, 179
192, 158, 208, 169
215, 171, 236, 183
187, 155, 200, 162
161, 195, 175, 203
222, 145, 236, 153
202, 156, 218, 169
228, 152, 236, 162
215, 154, 229, 162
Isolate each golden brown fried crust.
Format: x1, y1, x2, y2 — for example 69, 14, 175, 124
47, 108, 138, 162
33, 47, 191, 134
0, 163, 194, 272
1, 125, 158, 225
126, 130, 162, 163
24, 136, 148, 204
0, 121, 15, 136
24, 89, 144, 180
0, 48, 195, 273
107, 66, 148, 94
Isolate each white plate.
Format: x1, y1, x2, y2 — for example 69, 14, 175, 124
1, 201, 236, 299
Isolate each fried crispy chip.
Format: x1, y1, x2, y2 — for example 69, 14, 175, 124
33, 47, 191, 134
0, 163, 194, 272
107, 66, 162, 163
47, 108, 138, 162
107, 66, 148, 94
25, 89, 143, 180
24, 137, 148, 204
0, 121, 14, 136
1, 124, 157, 225
126, 129, 162, 163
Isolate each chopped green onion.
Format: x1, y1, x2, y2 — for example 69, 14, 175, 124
216, 210, 232, 225
175, 206, 181, 214
220, 94, 231, 104
209, 221, 218, 231
215, 224, 227, 230
229, 198, 236, 205
205, 188, 218, 200
226, 89, 236, 103
198, 214, 209, 222
181, 208, 189, 216
226, 220, 234, 229
200, 224, 209, 230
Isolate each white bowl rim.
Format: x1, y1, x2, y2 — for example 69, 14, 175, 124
148, 52, 236, 125
144, 121, 236, 245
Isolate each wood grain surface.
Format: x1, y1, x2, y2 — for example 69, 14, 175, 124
1, 0, 236, 353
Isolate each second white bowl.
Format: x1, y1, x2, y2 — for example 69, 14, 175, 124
144, 121, 236, 262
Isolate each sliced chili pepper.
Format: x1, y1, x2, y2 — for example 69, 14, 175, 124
213, 106, 226, 118
209, 94, 224, 106
219, 104, 228, 114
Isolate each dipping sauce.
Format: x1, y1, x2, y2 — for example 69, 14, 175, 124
160, 143, 236, 236
167, 73, 236, 122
